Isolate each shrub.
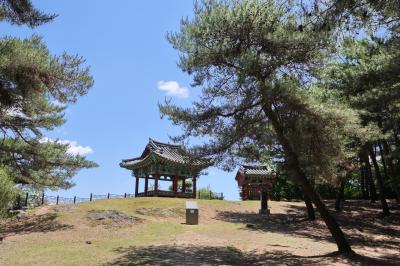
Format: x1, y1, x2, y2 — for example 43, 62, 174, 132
0, 167, 19, 216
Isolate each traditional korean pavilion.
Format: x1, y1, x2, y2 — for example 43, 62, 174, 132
235, 165, 275, 201
120, 138, 209, 198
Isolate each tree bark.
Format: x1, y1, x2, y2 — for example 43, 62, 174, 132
368, 144, 390, 216
304, 194, 316, 220
362, 149, 377, 203
377, 142, 388, 180
335, 176, 346, 212
359, 156, 368, 199
263, 104, 352, 254
381, 140, 400, 203
393, 131, 400, 147
292, 175, 315, 220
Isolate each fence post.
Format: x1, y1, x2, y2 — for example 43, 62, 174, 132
17, 195, 21, 209
56, 195, 59, 205
73, 196, 76, 204
107, 193, 110, 199
90, 193, 93, 202
25, 192, 29, 207
221, 192, 223, 200
41, 193, 45, 205
124, 193, 127, 198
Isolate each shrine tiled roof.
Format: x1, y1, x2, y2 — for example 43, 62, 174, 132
235, 165, 274, 186
120, 138, 208, 170
238, 165, 270, 177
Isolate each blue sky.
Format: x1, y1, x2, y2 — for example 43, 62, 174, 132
0, 1, 241, 200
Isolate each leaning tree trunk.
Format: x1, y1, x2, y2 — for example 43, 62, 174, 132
335, 176, 346, 212
381, 140, 400, 203
362, 149, 377, 203
293, 176, 315, 220
263, 104, 352, 254
368, 144, 390, 216
304, 194, 316, 220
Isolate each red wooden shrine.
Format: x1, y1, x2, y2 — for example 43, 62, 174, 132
235, 165, 275, 200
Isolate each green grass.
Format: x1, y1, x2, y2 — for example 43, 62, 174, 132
1, 197, 259, 265
0, 198, 288, 266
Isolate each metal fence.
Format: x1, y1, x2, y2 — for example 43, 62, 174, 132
13, 192, 135, 209
13, 190, 223, 209
197, 191, 224, 200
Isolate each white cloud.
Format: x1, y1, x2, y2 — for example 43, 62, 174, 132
60, 140, 93, 156
40, 138, 93, 156
157, 80, 189, 99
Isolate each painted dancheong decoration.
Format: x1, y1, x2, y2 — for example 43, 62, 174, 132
120, 138, 209, 198
235, 165, 275, 214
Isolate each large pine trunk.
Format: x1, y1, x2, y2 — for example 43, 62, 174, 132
381, 140, 400, 202
362, 149, 377, 203
368, 144, 390, 216
263, 104, 353, 254
304, 194, 316, 220
335, 177, 346, 212
293, 176, 315, 220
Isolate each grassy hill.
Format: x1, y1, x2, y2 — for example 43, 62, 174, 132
0, 198, 399, 265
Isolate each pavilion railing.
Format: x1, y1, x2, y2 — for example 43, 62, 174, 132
137, 190, 194, 198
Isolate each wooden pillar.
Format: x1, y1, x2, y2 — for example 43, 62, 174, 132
173, 175, 178, 196
144, 174, 149, 196
135, 175, 139, 197
182, 177, 186, 193
192, 176, 197, 199
249, 184, 253, 200
242, 184, 246, 200
154, 173, 159, 195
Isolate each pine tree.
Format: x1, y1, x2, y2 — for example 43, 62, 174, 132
0, 0, 97, 212
320, 36, 400, 214
0, 0, 56, 27
160, 0, 354, 253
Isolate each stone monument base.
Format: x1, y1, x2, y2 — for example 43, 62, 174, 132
259, 208, 270, 215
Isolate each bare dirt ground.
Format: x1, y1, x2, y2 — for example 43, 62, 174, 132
0, 198, 399, 265
141, 200, 400, 266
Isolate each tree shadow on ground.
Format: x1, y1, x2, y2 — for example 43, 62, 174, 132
215, 200, 400, 252
0, 213, 73, 238
103, 244, 398, 266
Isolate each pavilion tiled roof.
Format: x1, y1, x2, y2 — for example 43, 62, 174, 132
120, 138, 208, 170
